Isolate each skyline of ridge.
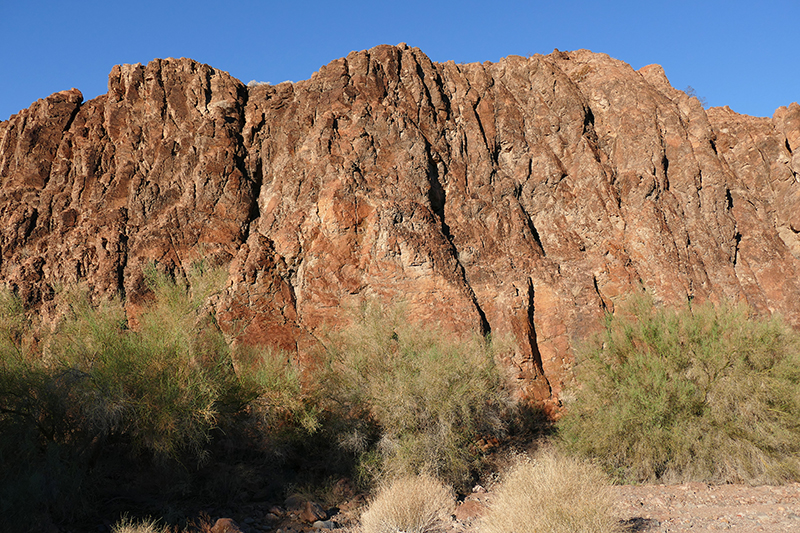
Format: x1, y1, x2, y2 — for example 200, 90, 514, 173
1, 0, 797, 122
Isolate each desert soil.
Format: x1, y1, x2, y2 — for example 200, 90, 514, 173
612, 482, 800, 532
192, 481, 800, 533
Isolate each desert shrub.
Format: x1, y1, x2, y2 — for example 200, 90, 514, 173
324, 303, 510, 490
359, 473, 454, 533
38, 263, 316, 463
227, 342, 321, 451
232, 344, 310, 418
45, 266, 233, 463
0, 289, 80, 528
558, 295, 800, 484
0, 263, 316, 526
481, 449, 619, 533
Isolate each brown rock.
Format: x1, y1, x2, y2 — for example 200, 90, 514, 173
454, 499, 487, 522
300, 501, 327, 523
332, 478, 356, 501
211, 518, 244, 533
284, 493, 307, 512
2, 46, 800, 404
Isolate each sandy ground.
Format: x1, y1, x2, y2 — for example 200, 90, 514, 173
613, 482, 800, 532
249, 482, 800, 533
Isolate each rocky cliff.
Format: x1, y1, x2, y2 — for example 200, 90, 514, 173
2, 44, 800, 403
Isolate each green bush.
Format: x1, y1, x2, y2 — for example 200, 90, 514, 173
0, 289, 104, 528
46, 265, 234, 463
0, 263, 315, 527
38, 263, 316, 463
323, 303, 510, 490
558, 295, 800, 484
230, 342, 320, 441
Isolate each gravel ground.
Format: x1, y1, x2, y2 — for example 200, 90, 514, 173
613, 482, 800, 532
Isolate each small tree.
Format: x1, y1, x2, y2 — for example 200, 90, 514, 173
324, 303, 511, 490
684, 85, 708, 108
558, 295, 800, 484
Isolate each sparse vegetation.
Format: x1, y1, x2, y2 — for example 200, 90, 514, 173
11, 269, 800, 531
323, 303, 511, 490
558, 295, 800, 484
41, 262, 313, 464
359, 473, 454, 533
481, 449, 620, 533
0, 262, 315, 529
684, 85, 708, 107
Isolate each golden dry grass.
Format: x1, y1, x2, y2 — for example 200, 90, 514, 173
111, 515, 166, 533
359, 473, 455, 533
481, 450, 620, 533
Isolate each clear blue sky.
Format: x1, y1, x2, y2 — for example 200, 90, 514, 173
1, 0, 796, 121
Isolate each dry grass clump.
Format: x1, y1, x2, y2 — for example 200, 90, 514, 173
558, 296, 800, 484
359, 473, 455, 533
111, 515, 167, 533
481, 450, 619, 533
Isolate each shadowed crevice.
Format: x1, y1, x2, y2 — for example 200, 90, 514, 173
525, 278, 550, 395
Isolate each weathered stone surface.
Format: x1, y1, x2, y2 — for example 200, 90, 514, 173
300, 501, 328, 523
454, 497, 488, 522
2, 45, 799, 405
0, 58, 254, 320
210, 517, 244, 533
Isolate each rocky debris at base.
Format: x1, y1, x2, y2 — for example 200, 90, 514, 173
211, 518, 245, 533
453, 485, 493, 524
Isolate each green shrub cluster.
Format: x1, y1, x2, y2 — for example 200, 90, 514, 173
322, 303, 511, 490
0, 270, 516, 527
558, 295, 800, 484
0, 263, 313, 528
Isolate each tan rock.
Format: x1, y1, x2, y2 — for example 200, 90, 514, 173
454, 499, 487, 521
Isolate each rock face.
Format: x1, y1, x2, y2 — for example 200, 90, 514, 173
2, 45, 800, 403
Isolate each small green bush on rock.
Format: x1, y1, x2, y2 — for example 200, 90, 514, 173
558, 295, 800, 484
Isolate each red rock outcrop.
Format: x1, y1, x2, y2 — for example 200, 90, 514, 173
2, 45, 800, 403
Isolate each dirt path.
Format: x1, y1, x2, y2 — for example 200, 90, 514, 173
613, 482, 800, 532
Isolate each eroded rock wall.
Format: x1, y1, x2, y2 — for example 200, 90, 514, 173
2, 45, 799, 402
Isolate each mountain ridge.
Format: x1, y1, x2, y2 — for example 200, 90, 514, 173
2, 44, 799, 404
